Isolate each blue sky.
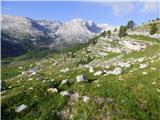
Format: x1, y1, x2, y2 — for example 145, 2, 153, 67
2, 1, 159, 26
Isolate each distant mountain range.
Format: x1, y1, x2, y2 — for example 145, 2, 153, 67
1, 15, 118, 57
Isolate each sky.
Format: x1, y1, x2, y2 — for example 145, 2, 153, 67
1, 1, 160, 26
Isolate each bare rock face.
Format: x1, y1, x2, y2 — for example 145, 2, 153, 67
119, 39, 146, 51
2, 15, 115, 57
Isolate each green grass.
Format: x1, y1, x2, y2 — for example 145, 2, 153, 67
69, 60, 160, 120
128, 35, 160, 43
123, 44, 159, 59
1, 76, 68, 120
2, 57, 160, 120
1, 34, 160, 120
1, 67, 21, 80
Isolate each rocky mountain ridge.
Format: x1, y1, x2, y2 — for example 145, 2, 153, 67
1, 15, 117, 57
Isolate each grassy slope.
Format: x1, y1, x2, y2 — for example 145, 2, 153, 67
1, 35, 160, 120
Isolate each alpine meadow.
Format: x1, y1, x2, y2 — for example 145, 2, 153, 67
1, 1, 160, 120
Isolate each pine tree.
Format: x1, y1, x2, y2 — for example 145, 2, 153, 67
100, 31, 107, 37
127, 20, 135, 30
150, 24, 157, 35
118, 26, 127, 38
114, 28, 117, 32
107, 30, 111, 37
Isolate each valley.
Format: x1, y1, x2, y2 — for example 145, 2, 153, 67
1, 22, 160, 119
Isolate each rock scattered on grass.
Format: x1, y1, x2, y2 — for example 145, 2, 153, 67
107, 98, 113, 103
28, 78, 33, 81
29, 67, 39, 75
15, 104, 28, 113
61, 79, 68, 85
89, 67, 94, 73
97, 84, 100, 87
48, 88, 58, 93
60, 91, 70, 96
105, 65, 110, 69
21, 71, 26, 76
117, 62, 131, 68
156, 89, 160, 93
50, 79, 55, 82
142, 72, 148, 75
139, 64, 148, 69
150, 67, 157, 70
29, 87, 34, 90
76, 75, 87, 82
83, 95, 90, 103
152, 82, 156, 85
135, 57, 145, 63
106, 67, 122, 75
60, 68, 69, 73
18, 66, 23, 70
70, 92, 79, 103
94, 71, 103, 76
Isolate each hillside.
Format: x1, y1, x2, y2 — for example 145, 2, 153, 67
1, 18, 160, 120
128, 19, 160, 39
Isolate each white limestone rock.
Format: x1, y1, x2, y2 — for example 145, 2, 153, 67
150, 67, 157, 70
21, 71, 26, 76
94, 71, 103, 76
117, 62, 131, 68
29, 67, 39, 75
119, 39, 146, 51
105, 67, 122, 76
60, 91, 70, 96
152, 82, 156, 85
112, 67, 122, 75
97, 84, 100, 87
105, 65, 110, 69
15, 104, 28, 113
29, 87, 34, 90
76, 75, 87, 82
60, 68, 69, 73
61, 79, 68, 85
70, 92, 80, 102
139, 64, 148, 69
99, 52, 108, 57
31, 72, 37, 75
50, 79, 55, 82
142, 72, 148, 75
156, 89, 160, 93
28, 78, 33, 81
83, 96, 90, 103
18, 66, 23, 70
135, 57, 145, 63
48, 88, 58, 93
89, 67, 94, 73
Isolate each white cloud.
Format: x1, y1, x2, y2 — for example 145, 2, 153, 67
140, 2, 159, 13
109, 2, 135, 16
